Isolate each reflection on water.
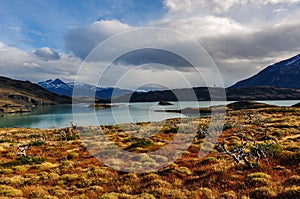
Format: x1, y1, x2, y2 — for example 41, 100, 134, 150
0, 100, 298, 129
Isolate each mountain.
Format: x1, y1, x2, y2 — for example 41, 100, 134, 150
38, 79, 73, 96
110, 86, 300, 103
231, 54, 300, 89
0, 76, 71, 112
38, 79, 132, 99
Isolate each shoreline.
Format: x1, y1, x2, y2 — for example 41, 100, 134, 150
1, 101, 299, 130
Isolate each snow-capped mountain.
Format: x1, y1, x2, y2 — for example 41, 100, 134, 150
231, 54, 300, 89
38, 79, 133, 99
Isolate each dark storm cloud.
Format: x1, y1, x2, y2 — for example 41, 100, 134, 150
113, 48, 193, 68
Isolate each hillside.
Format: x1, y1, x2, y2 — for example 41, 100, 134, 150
111, 86, 300, 102
0, 106, 299, 198
38, 79, 132, 99
0, 76, 71, 113
231, 54, 300, 89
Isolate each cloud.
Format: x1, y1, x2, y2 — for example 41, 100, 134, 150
114, 48, 193, 69
163, 0, 241, 14
33, 47, 61, 61
163, 0, 300, 15
65, 20, 131, 59
3, 1, 300, 88
0, 42, 81, 83
203, 21, 300, 59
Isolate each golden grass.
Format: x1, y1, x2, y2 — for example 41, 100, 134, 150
0, 107, 299, 198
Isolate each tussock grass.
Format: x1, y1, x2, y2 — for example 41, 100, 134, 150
0, 107, 299, 198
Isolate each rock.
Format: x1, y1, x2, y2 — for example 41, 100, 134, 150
227, 101, 277, 110
89, 103, 118, 109
158, 101, 173, 106
292, 102, 300, 107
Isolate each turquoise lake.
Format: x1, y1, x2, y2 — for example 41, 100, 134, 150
0, 100, 298, 129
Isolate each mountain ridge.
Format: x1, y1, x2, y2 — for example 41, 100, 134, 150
231, 54, 300, 89
0, 76, 71, 113
38, 79, 133, 99
106, 86, 300, 103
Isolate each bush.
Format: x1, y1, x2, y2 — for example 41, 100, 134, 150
0, 139, 12, 143
67, 152, 79, 159
131, 154, 156, 163
247, 172, 271, 180
65, 135, 79, 141
137, 193, 156, 199
266, 144, 283, 158
28, 134, 41, 138
0, 156, 45, 167
99, 192, 133, 199
0, 185, 23, 197
246, 177, 269, 187
149, 187, 188, 198
277, 186, 300, 199
151, 155, 168, 163
127, 139, 154, 149
219, 190, 237, 199
278, 151, 300, 165
29, 140, 45, 146
202, 157, 218, 164
145, 179, 172, 189
249, 187, 276, 199
39, 162, 59, 170
194, 187, 215, 199
59, 174, 80, 182
283, 175, 300, 187
0, 175, 25, 186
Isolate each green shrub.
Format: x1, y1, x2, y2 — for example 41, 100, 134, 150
67, 152, 79, 159
127, 139, 154, 149
29, 140, 45, 146
266, 144, 283, 158
0, 139, 12, 143
65, 135, 79, 141
0, 156, 45, 167
28, 134, 41, 138
202, 157, 218, 164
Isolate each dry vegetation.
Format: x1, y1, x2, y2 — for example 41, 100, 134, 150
0, 106, 299, 198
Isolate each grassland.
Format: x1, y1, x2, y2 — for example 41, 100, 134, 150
0, 106, 299, 198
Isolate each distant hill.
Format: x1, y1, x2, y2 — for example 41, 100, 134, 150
0, 76, 71, 110
38, 79, 133, 99
231, 54, 300, 89
110, 86, 300, 102
292, 102, 300, 107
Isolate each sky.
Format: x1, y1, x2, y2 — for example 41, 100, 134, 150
1, 0, 300, 89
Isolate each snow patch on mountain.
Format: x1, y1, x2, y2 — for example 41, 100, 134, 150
38, 79, 133, 99
285, 54, 300, 66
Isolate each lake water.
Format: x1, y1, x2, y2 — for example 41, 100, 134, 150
0, 100, 298, 129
